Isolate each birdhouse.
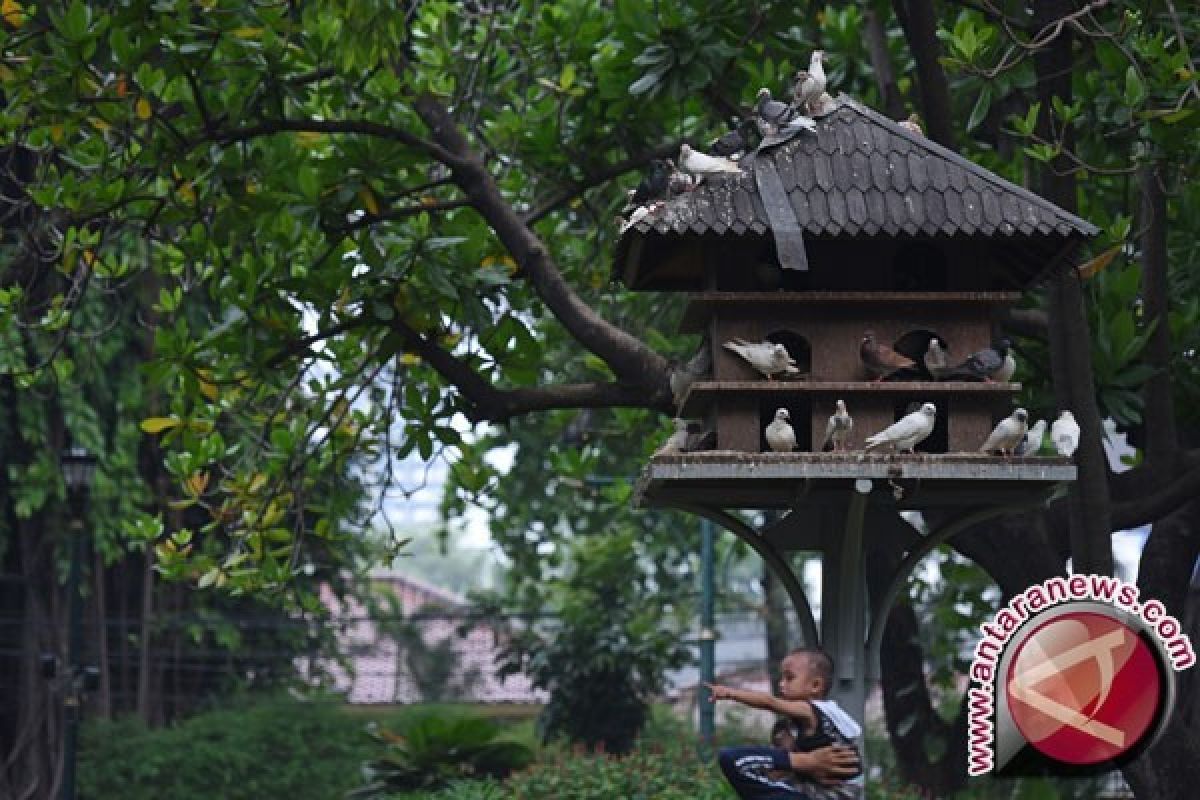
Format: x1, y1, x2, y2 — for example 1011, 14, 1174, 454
616, 94, 1098, 735
617, 96, 1096, 477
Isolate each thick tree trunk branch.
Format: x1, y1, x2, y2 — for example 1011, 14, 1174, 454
411, 93, 672, 393
866, 5, 905, 120
1034, 0, 1112, 575
1139, 161, 1177, 465
387, 317, 668, 423
1112, 465, 1200, 531
892, 0, 957, 149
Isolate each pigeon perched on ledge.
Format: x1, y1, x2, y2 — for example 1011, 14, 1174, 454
1016, 419, 1047, 456
754, 87, 795, 137
864, 403, 937, 453
924, 338, 953, 380
723, 338, 801, 380
1051, 411, 1080, 457
898, 113, 924, 136
625, 159, 670, 211
944, 339, 1013, 382
653, 418, 691, 456
980, 408, 1029, 456
669, 342, 711, 406
861, 331, 916, 381
765, 408, 797, 452
822, 399, 853, 452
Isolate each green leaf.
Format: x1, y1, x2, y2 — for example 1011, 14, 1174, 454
967, 84, 993, 132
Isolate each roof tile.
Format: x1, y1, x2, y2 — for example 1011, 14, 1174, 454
891, 155, 910, 192
850, 152, 871, 190
846, 188, 868, 226
794, 152, 816, 189
870, 152, 891, 191
927, 156, 948, 191
813, 152, 835, 190
827, 190, 848, 234
807, 188, 829, 233
908, 152, 929, 191
962, 189, 983, 228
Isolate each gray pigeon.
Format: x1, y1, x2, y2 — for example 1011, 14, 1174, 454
945, 339, 1012, 382
653, 418, 690, 456
765, 408, 797, 452
723, 338, 801, 380
669, 343, 711, 406
1051, 411, 1080, 457
861, 331, 916, 380
979, 408, 1029, 456
754, 87, 794, 136
822, 399, 853, 452
626, 159, 670, 210
710, 128, 747, 160
864, 403, 937, 453
1016, 419, 1047, 456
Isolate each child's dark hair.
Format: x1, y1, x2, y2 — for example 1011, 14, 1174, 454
786, 647, 834, 697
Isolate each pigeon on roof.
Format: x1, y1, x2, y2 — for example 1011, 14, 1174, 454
765, 408, 797, 452
679, 144, 742, 179
791, 50, 827, 115
898, 113, 924, 136
626, 159, 670, 210
754, 87, 795, 136
980, 408, 1029, 456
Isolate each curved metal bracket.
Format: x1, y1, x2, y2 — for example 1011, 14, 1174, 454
674, 502, 820, 648
865, 492, 1055, 676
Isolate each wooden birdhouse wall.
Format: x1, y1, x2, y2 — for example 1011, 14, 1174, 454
680, 239, 1021, 454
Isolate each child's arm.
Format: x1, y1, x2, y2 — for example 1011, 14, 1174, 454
704, 683, 816, 727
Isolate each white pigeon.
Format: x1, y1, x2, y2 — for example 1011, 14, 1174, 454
924, 338, 952, 380
791, 50, 827, 114
653, 418, 690, 456
979, 408, 1029, 456
822, 399, 853, 452
864, 402, 937, 453
669, 344, 711, 406
679, 144, 741, 178
723, 338, 801, 380
765, 408, 797, 452
1017, 419, 1047, 456
1051, 411, 1080, 457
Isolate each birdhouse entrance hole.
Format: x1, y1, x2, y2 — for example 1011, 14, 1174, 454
759, 398, 812, 453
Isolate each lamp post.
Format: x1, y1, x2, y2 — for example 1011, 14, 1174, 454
60, 446, 96, 800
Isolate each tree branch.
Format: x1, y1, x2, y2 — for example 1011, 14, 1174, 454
410, 93, 673, 394
208, 118, 462, 167
892, 0, 957, 149
1139, 161, 1177, 465
387, 317, 669, 423
1112, 465, 1200, 531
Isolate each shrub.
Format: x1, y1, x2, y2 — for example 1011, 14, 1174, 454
352, 711, 533, 797
79, 697, 375, 800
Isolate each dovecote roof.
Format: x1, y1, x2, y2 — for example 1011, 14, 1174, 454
614, 95, 1099, 288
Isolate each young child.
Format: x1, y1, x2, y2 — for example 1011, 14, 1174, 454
708, 648, 863, 799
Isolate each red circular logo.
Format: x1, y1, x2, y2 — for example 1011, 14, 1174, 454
1005, 611, 1161, 765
